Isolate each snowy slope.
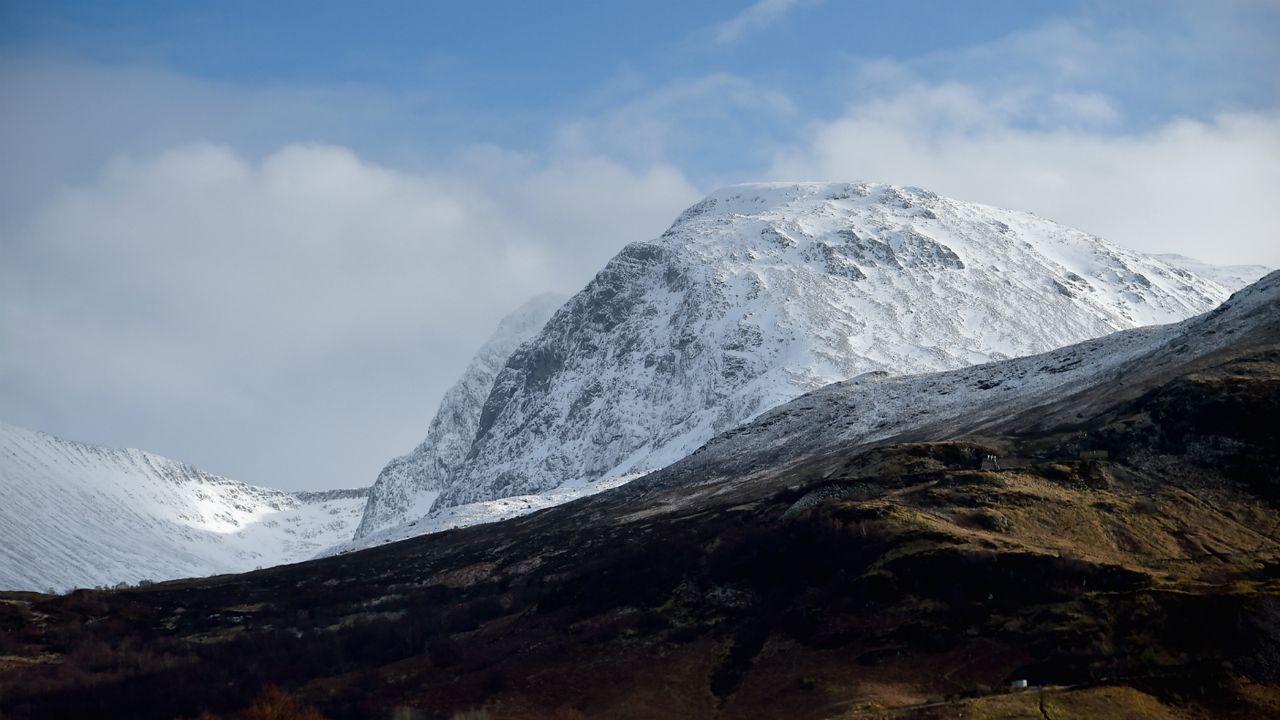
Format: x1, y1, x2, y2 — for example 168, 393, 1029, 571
1151, 253, 1270, 292
660, 269, 1280, 486
435, 182, 1245, 509
326, 473, 645, 556
354, 293, 564, 538
0, 423, 367, 592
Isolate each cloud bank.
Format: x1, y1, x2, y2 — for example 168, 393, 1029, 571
1, 2, 1276, 490
0, 120, 698, 489
769, 83, 1280, 266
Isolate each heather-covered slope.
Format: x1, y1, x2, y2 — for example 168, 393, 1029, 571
0, 423, 367, 592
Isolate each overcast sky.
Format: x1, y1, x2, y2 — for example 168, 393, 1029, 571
1, 0, 1277, 490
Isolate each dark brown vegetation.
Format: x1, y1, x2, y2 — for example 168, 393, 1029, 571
2, 343, 1279, 717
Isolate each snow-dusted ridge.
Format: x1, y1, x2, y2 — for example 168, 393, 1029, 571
430, 181, 1250, 510
1151, 253, 1270, 293
658, 269, 1280, 487
0, 423, 368, 592
325, 473, 645, 557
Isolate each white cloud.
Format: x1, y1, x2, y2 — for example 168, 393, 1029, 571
554, 73, 796, 171
759, 3, 1280, 268
770, 83, 1280, 266
714, 0, 812, 45
0, 55, 714, 491
0, 54, 416, 217
0, 139, 699, 490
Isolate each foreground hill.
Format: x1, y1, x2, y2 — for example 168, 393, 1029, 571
0, 424, 367, 592
2, 274, 1276, 719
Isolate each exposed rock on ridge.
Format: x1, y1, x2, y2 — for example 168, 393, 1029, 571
432, 182, 1247, 509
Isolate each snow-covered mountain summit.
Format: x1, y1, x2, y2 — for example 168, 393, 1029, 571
416, 181, 1245, 511
0, 423, 367, 592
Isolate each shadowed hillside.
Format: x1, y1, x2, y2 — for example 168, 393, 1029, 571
2, 276, 1278, 719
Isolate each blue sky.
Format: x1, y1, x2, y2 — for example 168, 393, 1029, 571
0, 0, 1053, 195
1, 2, 1063, 103
8, 1, 1274, 184
1, 0, 1277, 490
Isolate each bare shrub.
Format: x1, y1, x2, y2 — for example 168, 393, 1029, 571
242, 685, 327, 720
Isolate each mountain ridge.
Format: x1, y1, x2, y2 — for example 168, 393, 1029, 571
652, 268, 1280, 493
432, 181, 1250, 511
0, 422, 368, 592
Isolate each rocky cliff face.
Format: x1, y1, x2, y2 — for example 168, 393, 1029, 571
433, 182, 1244, 508
354, 293, 564, 538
